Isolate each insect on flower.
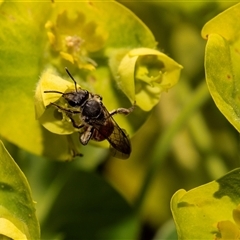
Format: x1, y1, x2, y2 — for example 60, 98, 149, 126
44, 68, 135, 159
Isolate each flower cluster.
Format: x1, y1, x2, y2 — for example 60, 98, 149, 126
45, 10, 108, 70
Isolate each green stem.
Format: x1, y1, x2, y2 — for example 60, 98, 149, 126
134, 81, 210, 212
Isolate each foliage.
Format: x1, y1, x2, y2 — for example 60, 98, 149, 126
0, 1, 181, 160
0, 1, 240, 240
170, 2, 240, 239
202, 3, 240, 133
0, 141, 39, 239
171, 168, 240, 239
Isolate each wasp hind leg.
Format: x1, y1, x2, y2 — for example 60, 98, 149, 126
109, 103, 135, 117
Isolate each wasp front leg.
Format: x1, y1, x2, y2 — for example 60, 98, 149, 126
49, 102, 85, 129
49, 102, 81, 115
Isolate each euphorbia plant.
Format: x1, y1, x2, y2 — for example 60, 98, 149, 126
0, 1, 182, 160
0, 1, 182, 238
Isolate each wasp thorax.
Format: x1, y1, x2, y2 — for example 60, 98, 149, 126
82, 99, 102, 119
64, 90, 89, 107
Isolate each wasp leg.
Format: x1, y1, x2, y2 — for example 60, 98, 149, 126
109, 103, 135, 117
80, 125, 94, 145
50, 102, 84, 128
49, 102, 81, 114
66, 114, 84, 129
61, 111, 93, 145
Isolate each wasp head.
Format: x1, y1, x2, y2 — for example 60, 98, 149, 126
63, 89, 89, 107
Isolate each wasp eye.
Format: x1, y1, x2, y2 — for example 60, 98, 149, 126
68, 100, 78, 107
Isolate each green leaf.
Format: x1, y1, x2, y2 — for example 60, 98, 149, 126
0, 2, 57, 157
171, 168, 240, 239
41, 169, 139, 239
0, 141, 40, 239
201, 2, 240, 132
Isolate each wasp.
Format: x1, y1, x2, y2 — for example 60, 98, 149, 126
44, 68, 135, 159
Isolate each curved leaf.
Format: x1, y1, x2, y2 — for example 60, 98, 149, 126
202, 2, 240, 132
171, 168, 240, 239
0, 141, 40, 239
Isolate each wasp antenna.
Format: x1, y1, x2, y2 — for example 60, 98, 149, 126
65, 67, 78, 92
44, 90, 64, 94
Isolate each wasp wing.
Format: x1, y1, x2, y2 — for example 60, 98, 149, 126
92, 105, 131, 159
107, 122, 131, 159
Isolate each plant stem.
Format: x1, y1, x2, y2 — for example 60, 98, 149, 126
134, 81, 210, 212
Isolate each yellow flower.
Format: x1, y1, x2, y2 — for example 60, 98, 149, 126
45, 10, 108, 70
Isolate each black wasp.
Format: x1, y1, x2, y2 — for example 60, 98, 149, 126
44, 68, 135, 159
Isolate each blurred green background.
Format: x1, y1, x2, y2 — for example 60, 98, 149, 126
2, 1, 240, 239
